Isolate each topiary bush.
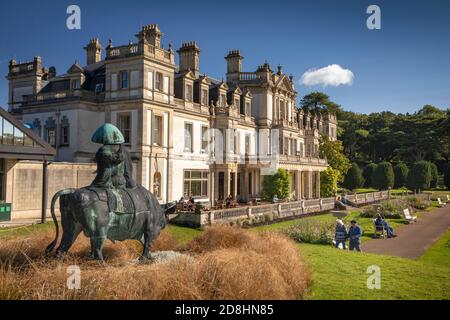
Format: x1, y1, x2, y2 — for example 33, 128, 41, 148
343, 163, 365, 191
372, 161, 395, 190
394, 162, 409, 188
363, 163, 377, 188
281, 220, 335, 245
407, 161, 432, 192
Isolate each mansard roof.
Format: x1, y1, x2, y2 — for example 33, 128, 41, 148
39, 61, 105, 94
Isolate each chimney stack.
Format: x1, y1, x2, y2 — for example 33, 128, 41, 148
225, 50, 243, 74
177, 41, 200, 78
84, 38, 102, 65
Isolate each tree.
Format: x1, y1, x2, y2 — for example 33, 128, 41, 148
300, 91, 342, 115
430, 162, 439, 188
343, 163, 365, 191
363, 163, 377, 188
319, 136, 350, 184
262, 169, 291, 200
406, 161, 432, 192
444, 163, 450, 190
320, 167, 340, 197
372, 161, 395, 190
393, 162, 409, 188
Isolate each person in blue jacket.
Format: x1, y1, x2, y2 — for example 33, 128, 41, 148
334, 219, 348, 249
348, 220, 362, 252
375, 214, 396, 238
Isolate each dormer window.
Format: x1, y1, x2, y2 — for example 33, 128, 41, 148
201, 89, 208, 106
235, 99, 240, 108
95, 83, 104, 94
220, 94, 226, 107
245, 101, 251, 116
71, 79, 81, 90
185, 84, 193, 102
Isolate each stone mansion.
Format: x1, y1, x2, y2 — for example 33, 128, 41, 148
6, 24, 337, 205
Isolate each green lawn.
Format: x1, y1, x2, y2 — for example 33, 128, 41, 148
166, 224, 202, 244
0, 221, 54, 239
164, 206, 450, 299
418, 229, 450, 269
165, 221, 450, 300
299, 243, 450, 300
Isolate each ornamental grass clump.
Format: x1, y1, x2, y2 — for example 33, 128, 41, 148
0, 225, 310, 300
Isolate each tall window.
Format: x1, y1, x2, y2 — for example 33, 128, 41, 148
60, 116, 70, 146
117, 113, 131, 144
155, 72, 163, 91
153, 115, 163, 146
47, 129, 56, 147
201, 126, 208, 153
120, 71, 128, 89
185, 84, 193, 102
201, 89, 208, 105
184, 170, 208, 197
184, 123, 193, 152
44, 117, 56, 147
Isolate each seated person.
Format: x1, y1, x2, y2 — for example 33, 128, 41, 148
272, 195, 279, 203
375, 214, 396, 238
187, 196, 195, 211
225, 195, 232, 207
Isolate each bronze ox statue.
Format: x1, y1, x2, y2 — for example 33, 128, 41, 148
46, 124, 167, 261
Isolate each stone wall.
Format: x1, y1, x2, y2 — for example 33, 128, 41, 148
5, 160, 96, 220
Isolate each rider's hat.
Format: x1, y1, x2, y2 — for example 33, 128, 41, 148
91, 123, 125, 145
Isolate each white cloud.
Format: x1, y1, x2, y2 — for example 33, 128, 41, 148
300, 64, 354, 87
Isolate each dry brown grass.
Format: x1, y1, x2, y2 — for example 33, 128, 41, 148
0, 225, 310, 300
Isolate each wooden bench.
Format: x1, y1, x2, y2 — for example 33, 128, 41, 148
402, 208, 417, 224
437, 198, 446, 208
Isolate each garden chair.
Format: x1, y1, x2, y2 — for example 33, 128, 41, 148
446, 195, 450, 203
373, 219, 387, 239
402, 208, 417, 224
437, 198, 446, 208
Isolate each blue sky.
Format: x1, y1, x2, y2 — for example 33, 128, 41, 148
0, 0, 449, 114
